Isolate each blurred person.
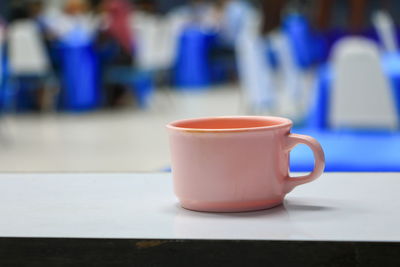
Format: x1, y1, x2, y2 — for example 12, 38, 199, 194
103, 0, 134, 54
98, 0, 134, 64
154, 0, 187, 14
311, 0, 400, 33
313, 0, 368, 33
95, 0, 136, 107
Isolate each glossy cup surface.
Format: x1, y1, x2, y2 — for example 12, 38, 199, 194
167, 116, 324, 212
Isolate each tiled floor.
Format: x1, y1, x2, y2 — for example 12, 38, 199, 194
0, 85, 243, 172
0, 82, 312, 172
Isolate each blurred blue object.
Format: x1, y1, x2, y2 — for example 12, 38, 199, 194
311, 32, 329, 64
290, 128, 400, 172
0, 43, 10, 110
309, 53, 400, 129
382, 52, 400, 115
1, 47, 48, 112
307, 65, 331, 129
58, 43, 100, 111
174, 25, 215, 88
265, 38, 279, 69
283, 14, 314, 69
132, 71, 154, 109
14, 76, 46, 111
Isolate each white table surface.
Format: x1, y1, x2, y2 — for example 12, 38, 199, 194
0, 172, 399, 242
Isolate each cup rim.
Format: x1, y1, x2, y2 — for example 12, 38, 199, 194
166, 116, 293, 133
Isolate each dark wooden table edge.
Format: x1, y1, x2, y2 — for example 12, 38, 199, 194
1, 237, 400, 266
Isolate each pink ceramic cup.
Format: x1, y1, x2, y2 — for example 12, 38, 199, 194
167, 116, 325, 212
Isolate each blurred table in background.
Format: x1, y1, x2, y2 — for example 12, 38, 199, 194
291, 128, 400, 172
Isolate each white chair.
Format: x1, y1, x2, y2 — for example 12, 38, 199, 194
372, 10, 398, 53
132, 11, 177, 71
269, 31, 309, 118
8, 19, 49, 76
329, 37, 398, 130
235, 9, 276, 113
7, 19, 57, 111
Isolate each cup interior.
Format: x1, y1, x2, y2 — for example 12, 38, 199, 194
168, 116, 291, 131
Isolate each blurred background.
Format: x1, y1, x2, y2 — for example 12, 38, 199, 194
0, 0, 399, 172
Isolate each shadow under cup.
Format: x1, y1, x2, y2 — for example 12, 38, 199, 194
167, 116, 325, 213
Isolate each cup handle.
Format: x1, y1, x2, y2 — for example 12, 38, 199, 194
284, 133, 325, 193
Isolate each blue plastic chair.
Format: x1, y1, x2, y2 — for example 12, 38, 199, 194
174, 25, 216, 88
57, 43, 100, 111
283, 14, 315, 69
55, 27, 100, 111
